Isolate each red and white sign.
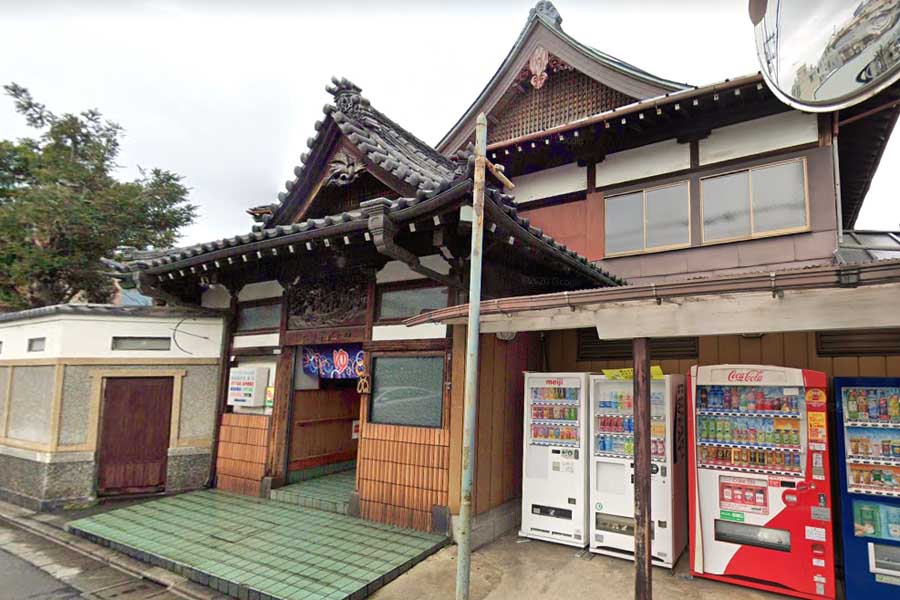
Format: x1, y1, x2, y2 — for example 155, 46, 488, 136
727, 369, 765, 383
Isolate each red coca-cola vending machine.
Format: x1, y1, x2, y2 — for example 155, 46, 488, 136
687, 365, 835, 599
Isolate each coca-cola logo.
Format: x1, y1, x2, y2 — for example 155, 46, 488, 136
727, 369, 764, 383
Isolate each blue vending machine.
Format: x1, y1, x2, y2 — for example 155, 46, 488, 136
834, 377, 900, 599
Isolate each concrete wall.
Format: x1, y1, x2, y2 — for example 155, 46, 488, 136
0, 314, 223, 360
0, 312, 222, 510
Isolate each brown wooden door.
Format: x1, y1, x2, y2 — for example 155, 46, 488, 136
98, 377, 173, 495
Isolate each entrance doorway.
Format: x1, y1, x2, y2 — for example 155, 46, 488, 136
287, 379, 360, 479
98, 377, 173, 495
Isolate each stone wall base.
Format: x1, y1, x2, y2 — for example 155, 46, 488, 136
451, 498, 521, 550
0, 445, 212, 511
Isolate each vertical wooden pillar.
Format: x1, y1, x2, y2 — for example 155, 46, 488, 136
266, 345, 297, 487
633, 337, 652, 600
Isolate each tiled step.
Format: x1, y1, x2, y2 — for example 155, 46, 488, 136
270, 470, 356, 515
67, 489, 447, 600
270, 488, 350, 515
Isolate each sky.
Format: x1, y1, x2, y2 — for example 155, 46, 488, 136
1, 0, 898, 246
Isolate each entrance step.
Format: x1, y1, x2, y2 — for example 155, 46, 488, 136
67, 489, 447, 600
270, 469, 356, 515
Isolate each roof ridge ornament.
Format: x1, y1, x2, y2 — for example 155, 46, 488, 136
326, 76, 370, 118
531, 1, 562, 28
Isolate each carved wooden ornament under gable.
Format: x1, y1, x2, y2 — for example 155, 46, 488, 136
326, 150, 366, 188
516, 46, 574, 90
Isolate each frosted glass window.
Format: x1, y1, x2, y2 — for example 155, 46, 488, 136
605, 192, 644, 254
702, 159, 808, 243
27, 337, 46, 352
702, 171, 751, 242
751, 161, 807, 233
377, 286, 448, 321
370, 356, 444, 427
236, 303, 281, 331
646, 182, 690, 248
111, 337, 171, 351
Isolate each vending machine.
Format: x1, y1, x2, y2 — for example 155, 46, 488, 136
520, 372, 590, 548
834, 377, 900, 600
687, 365, 835, 599
588, 374, 687, 568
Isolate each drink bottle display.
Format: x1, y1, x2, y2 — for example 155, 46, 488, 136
688, 365, 834, 600
521, 373, 590, 548
589, 375, 686, 569
835, 379, 900, 600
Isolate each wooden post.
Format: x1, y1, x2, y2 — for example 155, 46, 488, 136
266, 345, 297, 487
633, 337, 652, 600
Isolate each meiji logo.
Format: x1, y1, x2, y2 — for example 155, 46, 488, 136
545, 379, 564, 386
727, 369, 764, 383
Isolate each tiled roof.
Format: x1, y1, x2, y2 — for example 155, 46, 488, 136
0, 304, 222, 324
267, 78, 462, 226
106, 181, 624, 287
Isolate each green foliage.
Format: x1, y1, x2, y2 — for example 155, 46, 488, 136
0, 84, 196, 308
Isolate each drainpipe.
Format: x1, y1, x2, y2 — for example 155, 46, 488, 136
455, 113, 487, 600
832, 113, 843, 244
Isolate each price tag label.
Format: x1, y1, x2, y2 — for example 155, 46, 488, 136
602, 366, 665, 380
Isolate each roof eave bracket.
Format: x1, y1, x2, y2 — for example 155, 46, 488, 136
365, 204, 464, 290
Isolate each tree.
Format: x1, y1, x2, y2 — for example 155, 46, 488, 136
0, 84, 196, 308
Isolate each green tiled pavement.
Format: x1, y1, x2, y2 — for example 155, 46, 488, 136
270, 470, 356, 514
67, 490, 446, 600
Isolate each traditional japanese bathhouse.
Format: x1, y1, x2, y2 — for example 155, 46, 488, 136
110, 68, 621, 532
111, 1, 900, 548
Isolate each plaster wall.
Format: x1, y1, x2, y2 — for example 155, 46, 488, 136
511, 162, 585, 204
0, 360, 220, 509
596, 139, 691, 189
699, 111, 819, 165
6, 366, 55, 444
237, 280, 284, 302
233, 333, 280, 348
376, 256, 451, 283
0, 315, 222, 360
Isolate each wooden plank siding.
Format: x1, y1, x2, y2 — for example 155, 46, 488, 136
356, 349, 452, 530
545, 331, 900, 381
288, 385, 359, 472
446, 327, 540, 516
216, 413, 270, 496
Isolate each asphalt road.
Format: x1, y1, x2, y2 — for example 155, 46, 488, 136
0, 547, 80, 599
0, 519, 177, 600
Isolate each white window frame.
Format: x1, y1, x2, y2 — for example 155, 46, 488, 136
604, 180, 692, 257
700, 157, 810, 245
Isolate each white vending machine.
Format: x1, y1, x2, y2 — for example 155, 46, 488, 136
589, 374, 687, 568
520, 372, 590, 548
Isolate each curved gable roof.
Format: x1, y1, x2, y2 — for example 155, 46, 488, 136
437, 1, 690, 154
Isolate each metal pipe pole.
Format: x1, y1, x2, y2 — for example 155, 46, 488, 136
633, 337, 652, 600
455, 112, 488, 600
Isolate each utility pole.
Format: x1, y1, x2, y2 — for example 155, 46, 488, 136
633, 337, 652, 600
455, 112, 488, 600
